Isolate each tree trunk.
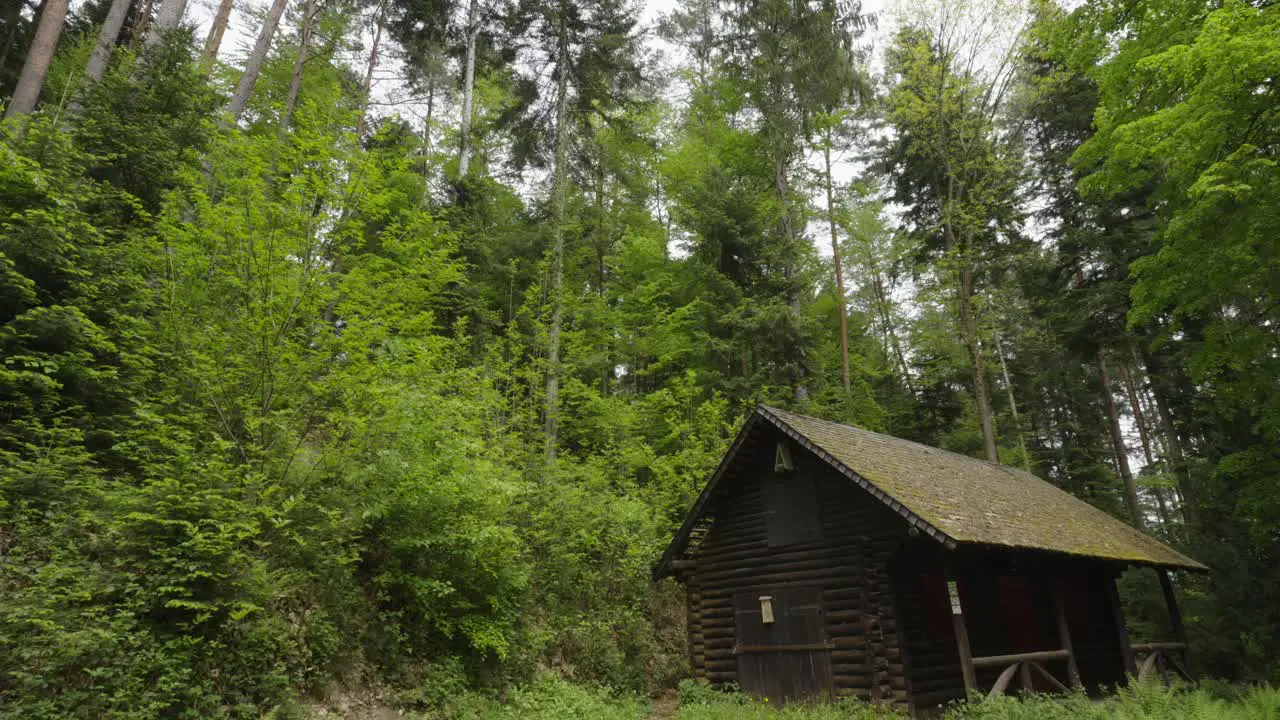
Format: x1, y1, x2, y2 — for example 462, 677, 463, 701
418, 72, 436, 200
655, 177, 670, 255
1134, 359, 1183, 525
0, 2, 26, 84
281, 0, 317, 132
226, 0, 291, 122
942, 192, 998, 462
130, 0, 153, 48
4, 0, 69, 118
994, 329, 1030, 471
1121, 360, 1156, 466
202, 0, 235, 64
424, 74, 435, 147
84, 0, 132, 83
457, 0, 480, 177
594, 168, 611, 398
543, 8, 570, 463
822, 136, 850, 393
773, 144, 806, 405
356, 0, 386, 135
1122, 359, 1174, 529
697, 0, 712, 84
958, 260, 998, 462
868, 268, 914, 396
1148, 367, 1194, 526
1142, 349, 1195, 526
145, 0, 188, 45
1098, 348, 1143, 529
1132, 360, 1169, 459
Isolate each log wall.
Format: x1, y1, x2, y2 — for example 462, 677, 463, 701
891, 553, 966, 712
678, 422, 1134, 715
683, 426, 913, 710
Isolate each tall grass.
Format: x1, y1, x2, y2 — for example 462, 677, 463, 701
422, 679, 1280, 720
428, 678, 648, 720
674, 681, 1280, 720
945, 682, 1280, 720
675, 679, 893, 720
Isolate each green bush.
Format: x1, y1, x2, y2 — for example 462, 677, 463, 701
945, 683, 1280, 720
432, 678, 648, 720
675, 680, 897, 720
668, 682, 1280, 720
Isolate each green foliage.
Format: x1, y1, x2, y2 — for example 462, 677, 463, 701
1044, 0, 1280, 679
674, 679, 889, 720
1073, 1, 1280, 442
4, 0, 1280, 714
678, 696, 888, 720
433, 678, 648, 720
948, 683, 1280, 720
671, 682, 1280, 720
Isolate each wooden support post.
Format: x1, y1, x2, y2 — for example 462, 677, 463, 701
947, 576, 978, 695
1157, 570, 1187, 645
1138, 651, 1159, 683
1051, 579, 1083, 689
1030, 662, 1071, 693
989, 663, 1018, 698
1106, 575, 1138, 678
1157, 568, 1190, 679
1018, 661, 1033, 693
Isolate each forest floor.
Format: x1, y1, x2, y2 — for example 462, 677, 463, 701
299, 679, 1280, 719
649, 690, 680, 719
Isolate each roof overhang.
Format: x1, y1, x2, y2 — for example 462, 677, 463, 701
653, 406, 1207, 580
652, 406, 959, 580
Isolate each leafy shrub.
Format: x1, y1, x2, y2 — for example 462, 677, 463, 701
668, 682, 1280, 720
432, 678, 648, 720
945, 683, 1280, 720
675, 680, 896, 720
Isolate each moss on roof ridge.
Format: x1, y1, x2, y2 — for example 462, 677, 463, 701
764, 405, 1013, 470
759, 405, 1206, 571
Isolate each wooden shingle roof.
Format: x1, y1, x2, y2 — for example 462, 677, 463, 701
654, 406, 1205, 579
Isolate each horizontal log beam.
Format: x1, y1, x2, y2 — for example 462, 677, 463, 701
688, 544, 861, 571
972, 649, 1070, 669
735, 642, 835, 653
1131, 642, 1188, 653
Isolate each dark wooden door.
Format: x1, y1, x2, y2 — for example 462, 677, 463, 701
733, 586, 833, 703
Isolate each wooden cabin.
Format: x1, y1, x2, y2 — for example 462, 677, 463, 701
653, 406, 1205, 714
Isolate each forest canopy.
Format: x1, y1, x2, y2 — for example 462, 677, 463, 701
0, 0, 1277, 716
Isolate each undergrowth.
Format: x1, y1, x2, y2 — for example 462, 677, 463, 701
420, 679, 1280, 720
945, 681, 1280, 720
427, 679, 649, 720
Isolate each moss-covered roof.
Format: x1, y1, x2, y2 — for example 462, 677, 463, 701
760, 406, 1205, 571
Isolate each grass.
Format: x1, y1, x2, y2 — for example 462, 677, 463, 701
427, 679, 649, 720
676, 681, 1280, 720
419, 679, 1280, 720
944, 681, 1280, 720
674, 680, 893, 719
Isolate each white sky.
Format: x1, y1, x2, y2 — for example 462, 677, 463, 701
182, 0, 891, 127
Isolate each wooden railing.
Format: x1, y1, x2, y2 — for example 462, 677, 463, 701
950, 576, 1086, 700
1132, 642, 1192, 684
972, 649, 1079, 699
948, 569, 1195, 702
